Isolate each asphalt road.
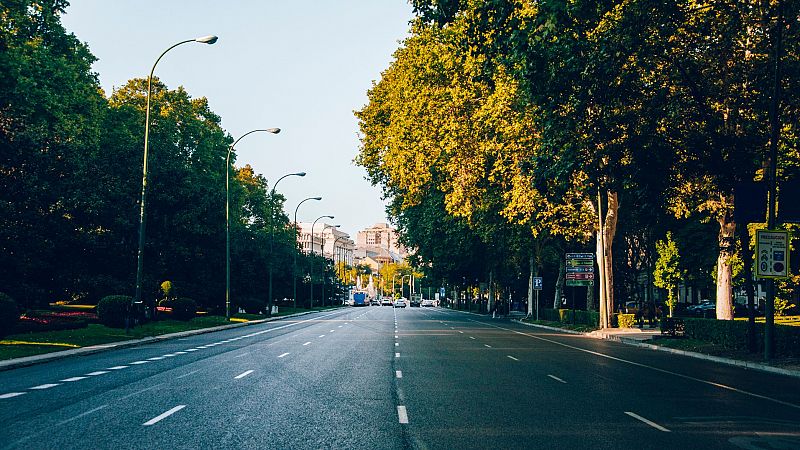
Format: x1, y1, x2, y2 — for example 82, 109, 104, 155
1, 306, 799, 449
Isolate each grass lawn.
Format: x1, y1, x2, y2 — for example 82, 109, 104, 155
1, 305, 345, 362
1, 315, 231, 361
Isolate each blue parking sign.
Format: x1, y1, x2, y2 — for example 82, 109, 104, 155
533, 277, 543, 290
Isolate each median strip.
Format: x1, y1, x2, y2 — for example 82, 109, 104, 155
143, 405, 186, 426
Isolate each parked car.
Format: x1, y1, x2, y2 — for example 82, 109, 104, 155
410, 298, 421, 307
381, 298, 393, 306
370, 298, 380, 306
421, 299, 435, 307
394, 298, 407, 308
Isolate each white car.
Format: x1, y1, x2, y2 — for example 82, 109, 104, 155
381, 298, 393, 306
421, 299, 434, 307
393, 299, 407, 308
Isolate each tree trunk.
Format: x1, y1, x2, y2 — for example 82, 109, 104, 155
586, 283, 595, 311
596, 191, 607, 328
716, 208, 736, 320
553, 262, 565, 308
488, 269, 495, 314
603, 191, 619, 319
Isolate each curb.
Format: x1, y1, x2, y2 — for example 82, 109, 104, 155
0, 309, 335, 372
511, 320, 800, 379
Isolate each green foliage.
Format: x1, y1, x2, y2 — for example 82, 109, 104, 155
0, 293, 20, 337
615, 314, 637, 329
540, 308, 599, 327
654, 232, 683, 316
96, 295, 131, 329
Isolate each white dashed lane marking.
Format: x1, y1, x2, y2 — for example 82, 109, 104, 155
130, 361, 149, 365
484, 344, 492, 348
107, 366, 128, 370
624, 411, 671, 432
547, 375, 567, 384
234, 370, 254, 379
87, 371, 108, 376
395, 353, 400, 358
507, 356, 519, 361
143, 405, 186, 426
30, 384, 59, 390
278, 352, 290, 358
397, 406, 409, 424
61, 376, 88, 382
0, 392, 26, 399
396, 371, 403, 378
303, 342, 311, 346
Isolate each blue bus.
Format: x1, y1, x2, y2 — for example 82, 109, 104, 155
352, 291, 368, 307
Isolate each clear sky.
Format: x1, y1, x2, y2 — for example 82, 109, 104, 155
61, 1, 414, 237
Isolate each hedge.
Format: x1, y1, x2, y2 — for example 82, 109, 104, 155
161, 298, 197, 321
615, 314, 636, 329
0, 293, 19, 338
540, 308, 599, 327
97, 295, 131, 328
683, 318, 800, 358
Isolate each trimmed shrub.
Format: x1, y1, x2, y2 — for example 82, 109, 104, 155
0, 293, 20, 337
15, 316, 88, 333
97, 295, 131, 328
615, 313, 636, 328
169, 298, 197, 321
540, 308, 600, 327
684, 318, 800, 358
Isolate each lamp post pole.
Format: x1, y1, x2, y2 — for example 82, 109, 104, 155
226, 128, 280, 319
320, 224, 340, 307
133, 35, 218, 330
293, 197, 322, 311
309, 215, 334, 309
268, 172, 306, 316
333, 235, 347, 304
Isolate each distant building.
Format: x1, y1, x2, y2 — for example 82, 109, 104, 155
354, 223, 408, 271
296, 222, 354, 266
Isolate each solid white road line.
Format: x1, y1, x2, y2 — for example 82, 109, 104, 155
303, 341, 311, 346
547, 375, 567, 384
396, 371, 403, 379
87, 371, 109, 376
107, 366, 128, 370
56, 404, 108, 426
235, 370, 254, 379
278, 352, 290, 358
624, 411, 671, 432
395, 353, 400, 358
397, 406, 409, 424
143, 405, 186, 426
30, 384, 60, 390
61, 376, 88, 382
0, 392, 26, 399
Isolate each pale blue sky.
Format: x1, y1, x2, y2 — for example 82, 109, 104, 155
61, 1, 414, 235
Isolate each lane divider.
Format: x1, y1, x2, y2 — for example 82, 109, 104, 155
624, 411, 670, 432
143, 405, 186, 426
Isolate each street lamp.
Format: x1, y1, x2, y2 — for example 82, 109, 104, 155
293, 196, 322, 311
400, 275, 410, 299
309, 215, 334, 308
226, 128, 280, 319
133, 35, 218, 328
268, 172, 306, 316
332, 234, 348, 293
321, 224, 340, 307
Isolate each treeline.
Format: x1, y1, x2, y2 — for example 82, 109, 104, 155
0, 1, 335, 311
356, 0, 800, 321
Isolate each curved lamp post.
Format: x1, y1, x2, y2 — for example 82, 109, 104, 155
332, 234, 348, 293
309, 215, 334, 308
293, 196, 322, 311
134, 35, 218, 327
226, 128, 280, 319
320, 224, 340, 307
267, 172, 306, 316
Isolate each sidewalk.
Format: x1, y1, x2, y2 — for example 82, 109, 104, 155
0, 309, 325, 372
513, 320, 800, 379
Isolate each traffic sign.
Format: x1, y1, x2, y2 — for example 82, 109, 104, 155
533, 277, 543, 290
756, 230, 790, 279
566, 252, 594, 287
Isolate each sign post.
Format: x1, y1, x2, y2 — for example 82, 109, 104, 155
533, 277, 543, 320
566, 253, 594, 323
